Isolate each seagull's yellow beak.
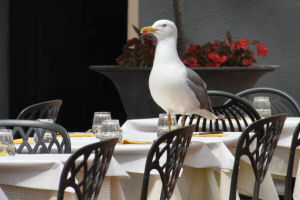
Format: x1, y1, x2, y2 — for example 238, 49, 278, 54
141, 26, 157, 34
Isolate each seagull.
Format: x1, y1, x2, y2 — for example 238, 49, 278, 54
141, 19, 222, 130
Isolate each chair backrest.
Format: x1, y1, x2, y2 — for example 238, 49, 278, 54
179, 90, 261, 132
229, 114, 287, 200
57, 138, 118, 200
140, 125, 195, 200
236, 87, 300, 117
284, 121, 300, 200
0, 119, 71, 153
17, 100, 62, 122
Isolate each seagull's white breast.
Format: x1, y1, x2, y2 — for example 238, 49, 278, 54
149, 65, 200, 114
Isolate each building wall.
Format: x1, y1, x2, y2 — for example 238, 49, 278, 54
139, 0, 300, 104
0, 0, 9, 118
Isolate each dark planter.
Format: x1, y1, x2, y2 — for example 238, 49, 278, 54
90, 65, 278, 119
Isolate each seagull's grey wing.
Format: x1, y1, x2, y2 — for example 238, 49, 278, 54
186, 67, 207, 89
186, 68, 213, 111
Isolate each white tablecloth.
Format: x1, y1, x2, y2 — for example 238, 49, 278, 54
0, 149, 128, 199
119, 117, 300, 199
1, 116, 299, 200
64, 131, 242, 199
0, 154, 128, 190
122, 117, 300, 148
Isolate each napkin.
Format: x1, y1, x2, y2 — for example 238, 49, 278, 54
56, 133, 93, 138
68, 133, 94, 137
122, 139, 153, 144
0, 149, 7, 156
193, 133, 229, 137
13, 138, 35, 145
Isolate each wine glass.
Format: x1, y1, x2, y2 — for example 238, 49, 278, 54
92, 112, 111, 135
35, 119, 54, 143
99, 120, 122, 143
252, 96, 272, 119
157, 113, 177, 137
0, 129, 15, 156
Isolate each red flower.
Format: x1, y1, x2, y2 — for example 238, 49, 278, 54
237, 39, 248, 50
208, 52, 227, 67
189, 58, 200, 67
117, 28, 269, 68
183, 57, 199, 67
208, 52, 217, 60
242, 58, 253, 66
187, 43, 199, 54
212, 41, 219, 49
178, 32, 267, 68
220, 55, 228, 64
206, 61, 215, 67
257, 43, 268, 57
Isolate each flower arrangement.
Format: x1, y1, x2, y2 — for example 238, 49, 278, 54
116, 28, 268, 68
181, 32, 268, 67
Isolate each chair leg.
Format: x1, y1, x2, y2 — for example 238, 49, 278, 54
253, 181, 260, 200
160, 189, 166, 200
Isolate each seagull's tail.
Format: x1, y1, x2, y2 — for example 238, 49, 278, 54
198, 109, 225, 120
216, 114, 225, 120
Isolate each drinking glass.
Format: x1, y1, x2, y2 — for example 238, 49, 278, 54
252, 96, 272, 119
157, 113, 178, 137
35, 119, 54, 143
0, 129, 15, 156
92, 112, 111, 135
99, 120, 122, 142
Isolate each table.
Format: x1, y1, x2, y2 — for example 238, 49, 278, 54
0, 117, 299, 200
0, 152, 128, 199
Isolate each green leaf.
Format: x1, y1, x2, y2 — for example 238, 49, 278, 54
132, 25, 141, 36
226, 32, 233, 44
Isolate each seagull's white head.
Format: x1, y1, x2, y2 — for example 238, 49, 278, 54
141, 19, 177, 41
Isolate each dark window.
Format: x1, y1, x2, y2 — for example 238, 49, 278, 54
10, 0, 127, 131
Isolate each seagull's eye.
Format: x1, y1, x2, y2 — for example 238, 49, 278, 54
162, 24, 167, 27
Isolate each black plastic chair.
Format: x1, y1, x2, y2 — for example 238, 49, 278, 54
236, 87, 300, 117
179, 90, 261, 132
57, 138, 118, 200
284, 121, 300, 200
0, 119, 71, 153
229, 114, 288, 200
140, 124, 195, 200
17, 99, 62, 122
